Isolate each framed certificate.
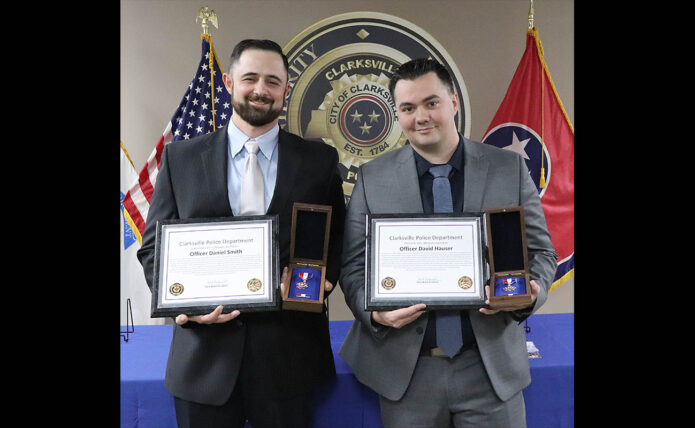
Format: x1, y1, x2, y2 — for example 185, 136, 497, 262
365, 213, 488, 311
151, 215, 280, 318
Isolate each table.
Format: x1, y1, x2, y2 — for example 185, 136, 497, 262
121, 313, 573, 427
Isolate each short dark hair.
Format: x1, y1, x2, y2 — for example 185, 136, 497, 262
388, 58, 454, 101
228, 39, 289, 75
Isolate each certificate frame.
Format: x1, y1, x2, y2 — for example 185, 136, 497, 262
151, 215, 280, 318
365, 213, 488, 311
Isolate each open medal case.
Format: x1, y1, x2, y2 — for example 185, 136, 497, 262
282, 202, 332, 312
484, 206, 533, 309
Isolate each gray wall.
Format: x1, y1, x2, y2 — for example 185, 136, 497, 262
121, 0, 574, 320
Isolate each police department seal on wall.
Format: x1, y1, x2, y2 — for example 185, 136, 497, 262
281, 12, 471, 201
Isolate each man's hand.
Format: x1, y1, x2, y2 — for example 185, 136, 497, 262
372, 304, 427, 328
479, 279, 540, 315
279, 266, 334, 297
175, 305, 240, 325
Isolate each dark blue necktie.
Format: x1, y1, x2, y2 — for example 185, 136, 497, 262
430, 164, 463, 358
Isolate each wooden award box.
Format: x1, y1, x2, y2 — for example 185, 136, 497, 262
282, 203, 332, 312
485, 206, 533, 309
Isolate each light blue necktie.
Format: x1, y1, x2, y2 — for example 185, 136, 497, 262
430, 164, 463, 358
239, 139, 264, 216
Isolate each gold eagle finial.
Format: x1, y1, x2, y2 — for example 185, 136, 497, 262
196, 7, 218, 35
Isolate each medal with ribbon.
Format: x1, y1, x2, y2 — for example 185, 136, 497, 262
296, 271, 313, 289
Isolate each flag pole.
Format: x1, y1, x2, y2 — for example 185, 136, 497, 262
196, 7, 221, 130
527, 0, 547, 189
525, 0, 537, 321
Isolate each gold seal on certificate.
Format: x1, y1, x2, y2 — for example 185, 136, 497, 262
458, 276, 473, 289
381, 277, 396, 290
169, 283, 184, 296
247, 278, 262, 292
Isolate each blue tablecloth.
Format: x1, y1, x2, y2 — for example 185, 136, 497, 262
121, 313, 573, 427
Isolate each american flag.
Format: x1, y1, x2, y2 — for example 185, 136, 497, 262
122, 34, 232, 241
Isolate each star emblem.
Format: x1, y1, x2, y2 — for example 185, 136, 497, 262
359, 122, 372, 135
350, 109, 363, 123
503, 131, 531, 160
368, 110, 381, 123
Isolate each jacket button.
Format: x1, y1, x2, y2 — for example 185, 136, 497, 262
415, 326, 423, 334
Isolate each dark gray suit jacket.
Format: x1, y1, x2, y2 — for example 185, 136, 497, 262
338, 137, 557, 402
137, 125, 345, 405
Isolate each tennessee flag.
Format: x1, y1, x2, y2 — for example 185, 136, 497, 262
482, 27, 574, 291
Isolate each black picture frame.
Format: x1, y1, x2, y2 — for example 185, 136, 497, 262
365, 213, 488, 311
151, 215, 280, 318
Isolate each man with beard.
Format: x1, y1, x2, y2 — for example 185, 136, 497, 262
137, 39, 345, 428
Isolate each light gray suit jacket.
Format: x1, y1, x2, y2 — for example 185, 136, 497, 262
338, 137, 557, 402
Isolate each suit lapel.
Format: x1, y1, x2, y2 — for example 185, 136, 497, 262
391, 145, 424, 213
461, 139, 489, 213
267, 130, 300, 214
200, 125, 234, 216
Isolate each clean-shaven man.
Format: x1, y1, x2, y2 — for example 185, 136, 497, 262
339, 58, 557, 428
